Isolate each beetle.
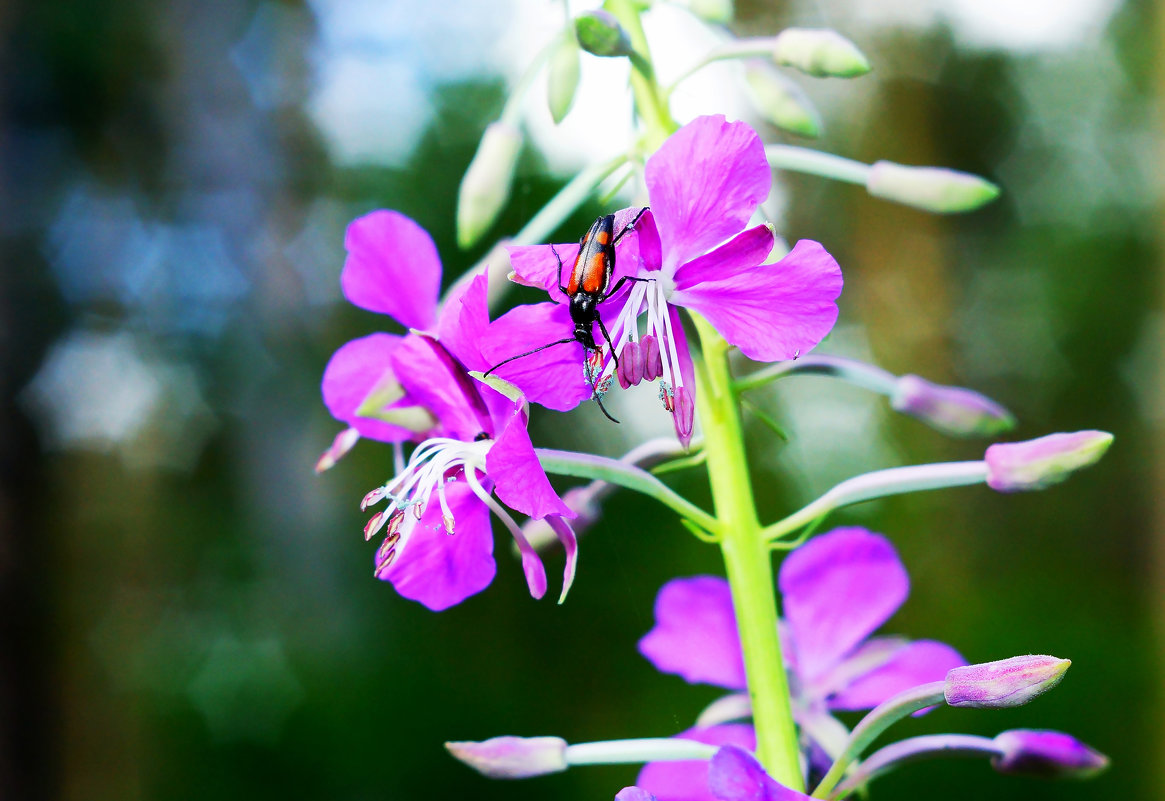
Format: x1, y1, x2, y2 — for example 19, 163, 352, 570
484, 207, 650, 423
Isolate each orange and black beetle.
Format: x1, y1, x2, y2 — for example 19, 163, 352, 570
485, 207, 649, 422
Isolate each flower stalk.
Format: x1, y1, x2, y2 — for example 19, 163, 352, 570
694, 315, 804, 791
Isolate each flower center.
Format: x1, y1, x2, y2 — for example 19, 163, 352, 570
361, 436, 491, 573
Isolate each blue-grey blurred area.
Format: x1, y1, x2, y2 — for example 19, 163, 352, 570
0, 1, 1160, 800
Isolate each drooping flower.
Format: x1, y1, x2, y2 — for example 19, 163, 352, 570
320, 209, 578, 610
502, 115, 843, 445
634, 528, 964, 800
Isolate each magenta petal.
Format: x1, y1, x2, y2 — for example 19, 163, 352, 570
779, 528, 908, 683
342, 210, 441, 329
645, 116, 771, 271
671, 240, 842, 363
378, 480, 496, 611
507, 242, 578, 300
391, 335, 486, 440
546, 515, 579, 603
828, 639, 966, 711
639, 576, 747, 690
488, 408, 574, 520
637, 725, 756, 801
673, 225, 775, 288
436, 270, 491, 372
708, 746, 810, 801
321, 333, 418, 442
481, 302, 592, 411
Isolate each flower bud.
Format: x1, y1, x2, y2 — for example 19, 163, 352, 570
547, 35, 581, 124
616, 788, 657, 801
866, 161, 1000, 213
771, 28, 870, 78
314, 426, 359, 473
890, 374, 1015, 438
456, 121, 522, 249
945, 655, 1070, 709
984, 431, 1112, 493
743, 63, 822, 139
574, 11, 633, 58
991, 729, 1109, 779
445, 735, 568, 778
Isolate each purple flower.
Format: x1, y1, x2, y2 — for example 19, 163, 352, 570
708, 746, 812, 801
504, 115, 843, 445
991, 730, 1109, 779
635, 528, 963, 800
320, 210, 578, 610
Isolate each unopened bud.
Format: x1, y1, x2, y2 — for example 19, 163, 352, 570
446, 736, 568, 779
616, 787, 658, 801
744, 63, 822, 138
548, 35, 581, 124
890, 374, 1015, 438
945, 655, 1070, 709
991, 729, 1109, 779
984, 431, 1112, 493
314, 426, 360, 473
457, 121, 522, 249
574, 11, 633, 58
772, 28, 870, 78
866, 161, 1000, 214
673, 386, 695, 448
684, 0, 733, 24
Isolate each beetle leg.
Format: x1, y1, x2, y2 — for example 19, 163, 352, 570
612, 206, 650, 245
600, 274, 653, 302
551, 244, 569, 295
596, 314, 620, 369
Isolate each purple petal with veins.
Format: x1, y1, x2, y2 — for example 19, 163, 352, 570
376, 479, 495, 611
671, 240, 842, 363
321, 333, 419, 442
342, 210, 441, 330
639, 576, 747, 690
645, 115, 771, 273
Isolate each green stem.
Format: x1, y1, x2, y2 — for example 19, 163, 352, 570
765, 144, 871, 185
604, 0, 676, 148
811, 682, 947, 798
694, 316, 803, 791
536, 448, 721, 536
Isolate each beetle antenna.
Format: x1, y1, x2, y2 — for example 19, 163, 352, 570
483, 338, 576, 377
593, 391, 620, 424
612, 206, 650, 245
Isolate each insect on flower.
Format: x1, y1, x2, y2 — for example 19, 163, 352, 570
485, 208, 651, 423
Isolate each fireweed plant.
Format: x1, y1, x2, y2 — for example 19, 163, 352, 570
318, 5, 1112, 800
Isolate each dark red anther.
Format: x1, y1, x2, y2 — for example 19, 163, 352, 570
641, 334, 662, 382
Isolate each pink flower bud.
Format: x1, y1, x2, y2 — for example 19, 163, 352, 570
992, 729, 1109, 779
945, 655, 1070, 709
866, 161, 999, 213
445, 736, 568, 778
984, 431, 1113, 492
891, 374, 1015, 437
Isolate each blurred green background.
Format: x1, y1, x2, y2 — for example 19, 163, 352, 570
1, 0, 1161, 799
